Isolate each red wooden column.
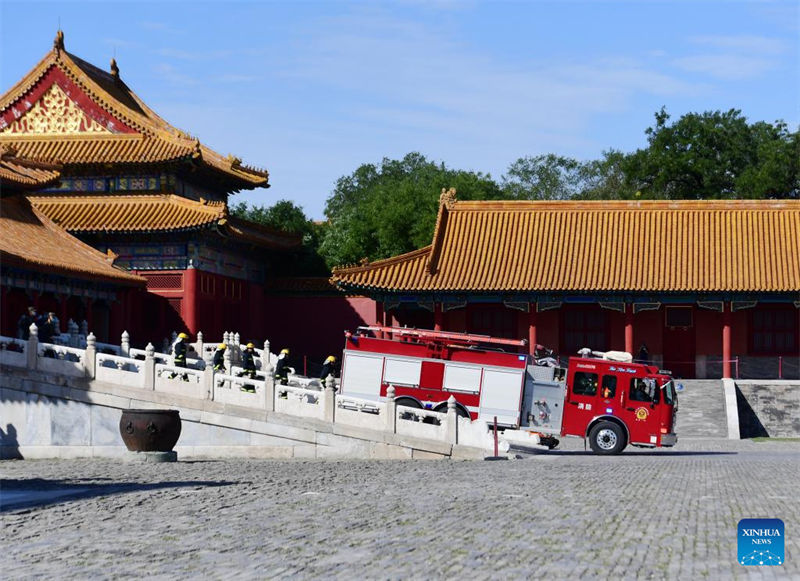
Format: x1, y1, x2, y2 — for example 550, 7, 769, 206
375, 301, 384, 338
434, 303, 443, 331
722, 302, 732, 379
624, 303, 634, 355
528, 304, 538, 356
183, 267, 199, 335
59, 296, 68, 330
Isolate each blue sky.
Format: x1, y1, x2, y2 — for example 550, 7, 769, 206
2, 1, 797, 218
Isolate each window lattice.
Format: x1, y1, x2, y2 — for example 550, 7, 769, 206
146, 274, 183, 290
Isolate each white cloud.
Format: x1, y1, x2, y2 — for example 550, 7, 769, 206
281, 10, 700, 140
152, 62, 198, 86
151, 47, 235, 61
672, 34, 790, 80
139, 21, 185, 36
689, 35, 789, 55
672, 54, 776, 81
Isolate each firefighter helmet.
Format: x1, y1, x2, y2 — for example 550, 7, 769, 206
281, 348, 290, 355
246, 342, 255, 349
217, 343, 226, 350
178, 332, 188, 339
325, 355, 336, 364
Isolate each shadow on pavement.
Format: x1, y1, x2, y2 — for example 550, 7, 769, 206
512, 447, 738, 457
0, 478, 234, 512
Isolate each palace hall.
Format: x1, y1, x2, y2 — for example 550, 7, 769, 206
0, 32, 299, 344
332, 190, 800, 379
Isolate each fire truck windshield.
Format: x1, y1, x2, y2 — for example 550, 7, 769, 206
661, 380, 677, 406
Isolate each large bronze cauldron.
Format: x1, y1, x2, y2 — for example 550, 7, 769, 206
119, 409, 182, 452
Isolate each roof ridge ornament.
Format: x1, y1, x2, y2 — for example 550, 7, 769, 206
110, 58, 120, 81
439, 187, 457, 209
53, 30, 65, 53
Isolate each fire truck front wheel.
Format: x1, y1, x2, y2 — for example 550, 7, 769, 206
588, 421, 627, 455
434, 402, 470, 419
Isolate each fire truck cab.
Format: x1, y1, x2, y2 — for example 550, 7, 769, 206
339, 326, 678, 454
527, 351, 678, 453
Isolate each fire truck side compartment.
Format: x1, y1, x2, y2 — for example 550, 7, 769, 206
521, 365, 566, 434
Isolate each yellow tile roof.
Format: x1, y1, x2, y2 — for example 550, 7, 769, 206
0, 32, 268, 190
29, 193, 226, 233
331, 198, 800, 293
0, 194, 144, 285
28, 193, 302, 249
0, 149, 61, 189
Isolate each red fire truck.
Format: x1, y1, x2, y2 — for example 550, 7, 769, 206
339, 326, 678, 454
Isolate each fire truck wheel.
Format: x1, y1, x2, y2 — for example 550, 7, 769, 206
434, 403, 470, 419
588, 421, 626, 455
395, 397, 421, 409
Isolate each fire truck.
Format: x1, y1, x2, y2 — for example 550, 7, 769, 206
339, 326, 678, 454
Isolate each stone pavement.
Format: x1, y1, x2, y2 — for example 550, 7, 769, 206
1, 439, 798, 580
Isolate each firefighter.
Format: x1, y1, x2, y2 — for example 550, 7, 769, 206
274, 348, 290, 386
240, 342, 257, 379
319, 355, 336, 381
17, 306, 37, 340
212, 343, 226, 372
637, 343, 651, 365
170, 332, 189, 379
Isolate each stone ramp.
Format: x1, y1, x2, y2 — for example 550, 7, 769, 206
675, 379, 729, 438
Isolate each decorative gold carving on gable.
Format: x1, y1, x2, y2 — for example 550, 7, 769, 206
2, 83, 111, 135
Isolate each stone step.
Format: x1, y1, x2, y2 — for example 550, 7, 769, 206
675, 380, 728, 438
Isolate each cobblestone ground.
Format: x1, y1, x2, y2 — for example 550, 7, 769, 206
2, 439, 798, 580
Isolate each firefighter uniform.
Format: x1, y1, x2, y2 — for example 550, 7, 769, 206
274, 348, 290, 385
241, 343, 257, 379
173, 333, 188, 368
319, 355, 336, 381
213, 343, 226, 372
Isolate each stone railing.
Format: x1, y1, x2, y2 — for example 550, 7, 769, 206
0, 327, 499, 453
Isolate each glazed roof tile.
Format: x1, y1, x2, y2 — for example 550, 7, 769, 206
331, 199, 800, 294
0, 194, 144, 285
0, 33, 268, 190
28, 193, 302, 249
0, 150, 61, 190
29, 193, 226, 233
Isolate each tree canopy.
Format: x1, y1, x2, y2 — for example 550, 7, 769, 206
620, 108, 798, 200
230, 199, 328, 276
234, 109, 797, 273
318, 152, 504, 267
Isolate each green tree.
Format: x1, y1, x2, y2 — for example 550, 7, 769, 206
574, 150, 639, 200
320, 152, 504, 267
231, 199, 328, 275
501, 154, 585, 200
735, 121, 799, 199
621, 108, 798, 199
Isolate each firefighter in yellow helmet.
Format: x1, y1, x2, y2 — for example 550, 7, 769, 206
212, 343, 226, 372
319, 355, 337, 380
274, 348, 290, 385
241, 342, 258, 380
169, 332, 189, 379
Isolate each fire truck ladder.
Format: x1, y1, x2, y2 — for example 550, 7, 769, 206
357, 325, 528, 349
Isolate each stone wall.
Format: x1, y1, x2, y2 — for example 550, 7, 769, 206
735, 381, 800, 438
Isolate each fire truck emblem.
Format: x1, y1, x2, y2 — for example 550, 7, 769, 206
635, 407, 649, 421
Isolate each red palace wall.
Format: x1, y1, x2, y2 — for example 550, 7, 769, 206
133, 268, 266, 347
263, 295, 375, 373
